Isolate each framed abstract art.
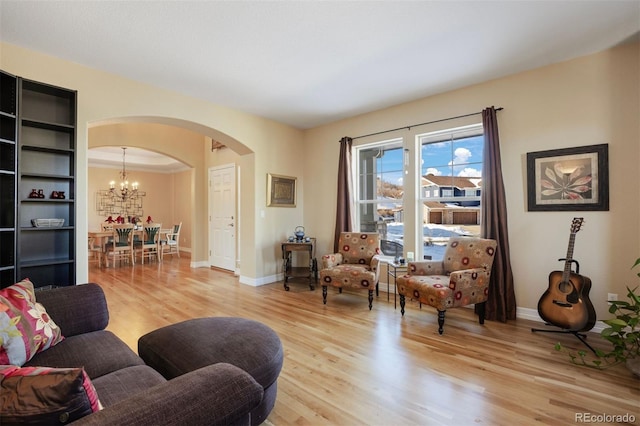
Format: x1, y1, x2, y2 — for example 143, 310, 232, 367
526, 144, 609, 211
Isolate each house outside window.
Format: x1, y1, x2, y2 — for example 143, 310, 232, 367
418, 123, 484, 260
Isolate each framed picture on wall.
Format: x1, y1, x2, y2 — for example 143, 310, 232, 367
267, 173, 297, 207
526, 143, 609, 211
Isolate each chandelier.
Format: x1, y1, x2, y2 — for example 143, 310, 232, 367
96, 147, 146, 219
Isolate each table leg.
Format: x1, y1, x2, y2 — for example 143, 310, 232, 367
387, 265, 390, 302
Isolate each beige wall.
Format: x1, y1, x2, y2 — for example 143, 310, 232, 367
1, 42, 305, 285
3, 40, 639, 324
303, 42, 640, 321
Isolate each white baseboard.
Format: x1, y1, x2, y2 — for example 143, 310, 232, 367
239, 273, 281, 287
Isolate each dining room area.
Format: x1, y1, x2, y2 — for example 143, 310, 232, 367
88, 221, 183, 268
87, 145, 191, 268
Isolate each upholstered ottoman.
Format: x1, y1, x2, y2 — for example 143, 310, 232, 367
138, 317, 284, 426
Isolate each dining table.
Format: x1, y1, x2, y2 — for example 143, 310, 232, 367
88, 228, 147, 266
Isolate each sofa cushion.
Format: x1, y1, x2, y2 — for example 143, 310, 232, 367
0, 365, 102, 425
139, 317, 283, 388
0, 279, 64, 366
90, 365, 166, 407
138, 317, 284, 426
34, 284, 109, 338
25, 330, 145, 379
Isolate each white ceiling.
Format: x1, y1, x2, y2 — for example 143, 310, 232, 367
1, 0, 638, 132
88, 146, 189, 173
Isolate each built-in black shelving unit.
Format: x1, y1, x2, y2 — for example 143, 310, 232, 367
0, 71, 77, 289
0, 71, 18, 287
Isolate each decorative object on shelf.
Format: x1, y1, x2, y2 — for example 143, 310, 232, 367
28, 189, 46, 199
96, 147, 146, 218
50, 191, 66, 199
146, 215, 153, 224
294, 226, 305, 241
527, 143, 609, 211
31, 218, 65, 228
267, 173, 296, 207
105, 216, 115, 223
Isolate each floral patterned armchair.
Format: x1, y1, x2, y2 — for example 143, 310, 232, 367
319, 232, 381, 310
396, 237, 497, 334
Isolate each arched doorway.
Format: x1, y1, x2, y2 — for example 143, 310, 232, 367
87, 119, 251, 271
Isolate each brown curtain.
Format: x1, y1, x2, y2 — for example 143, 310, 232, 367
479, 107, 517, 322
334, 137, 353, 252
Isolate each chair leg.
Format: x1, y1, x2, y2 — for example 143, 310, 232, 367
375, 282, 379, 297
437, 310, 446, 335
338, 288, 342, 294
399, 294, 406, 315
477, 301, 486, 325
322, 286, 327, 304
368, 290, 373, 310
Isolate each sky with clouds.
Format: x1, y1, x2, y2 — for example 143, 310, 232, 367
375, 134, 483, 187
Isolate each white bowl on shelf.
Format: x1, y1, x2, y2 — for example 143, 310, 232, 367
31, 218, 65, 228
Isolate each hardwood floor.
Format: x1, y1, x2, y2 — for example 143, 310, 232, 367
89, 255, 639, 426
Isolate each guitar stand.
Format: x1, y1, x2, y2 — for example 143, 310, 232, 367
531, 326, 597, 354
531, 258, 597, 355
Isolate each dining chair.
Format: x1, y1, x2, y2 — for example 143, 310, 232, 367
136, 223, 162, 264
100, 222, 115, 250
105, 223, 135, 267
88, 236, 103, 267
162, 222, 182, 258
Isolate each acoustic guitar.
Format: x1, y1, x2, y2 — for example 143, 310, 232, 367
537, 217, 596, 332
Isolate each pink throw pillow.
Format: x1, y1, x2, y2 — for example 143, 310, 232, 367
0, 279, 64, 366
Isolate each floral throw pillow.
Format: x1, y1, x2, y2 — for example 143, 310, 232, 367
0, 365, 103, 424
0, 279, 64, 366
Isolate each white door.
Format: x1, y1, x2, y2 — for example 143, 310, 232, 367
209, 165, 236, 271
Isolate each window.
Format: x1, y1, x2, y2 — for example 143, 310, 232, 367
355, 139, 404, 256
419, 124, 483, 260
353, 123, 483, 261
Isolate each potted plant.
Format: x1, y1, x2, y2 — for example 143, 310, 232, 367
555, 258, 640, 376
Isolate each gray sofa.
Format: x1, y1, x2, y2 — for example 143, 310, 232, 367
23, 283, 264, 425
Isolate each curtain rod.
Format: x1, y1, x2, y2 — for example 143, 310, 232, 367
348, 107, 503, 141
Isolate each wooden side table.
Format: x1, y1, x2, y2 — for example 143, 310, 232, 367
281, 238, 317, 291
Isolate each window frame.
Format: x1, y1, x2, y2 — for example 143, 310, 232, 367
353, 138, 405, 256
351, 122, 484, 262
417, 123, 484, 260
